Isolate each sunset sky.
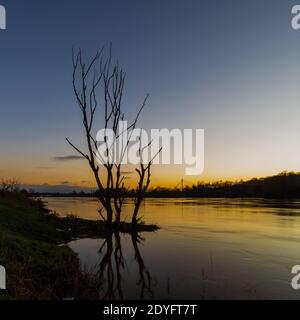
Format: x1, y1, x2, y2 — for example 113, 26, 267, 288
1, 0, 300, 189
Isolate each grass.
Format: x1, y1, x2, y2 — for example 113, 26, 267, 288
0, 194, 71, 242
0, 192, 80, 299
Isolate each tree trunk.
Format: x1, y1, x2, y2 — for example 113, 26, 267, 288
132, 197, 143, 225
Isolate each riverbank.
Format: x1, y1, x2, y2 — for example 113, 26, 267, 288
0, 192, 158, 299
0, 192, 79, 299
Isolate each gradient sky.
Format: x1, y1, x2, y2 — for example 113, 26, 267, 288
1, 0, 300, 188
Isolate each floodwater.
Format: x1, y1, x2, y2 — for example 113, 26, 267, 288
44, 197, 300, 300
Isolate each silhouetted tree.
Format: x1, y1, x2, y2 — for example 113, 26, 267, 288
0, 177, 20, 192
67, 46, 160, 229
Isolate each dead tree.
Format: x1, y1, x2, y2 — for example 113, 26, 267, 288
0, 177, 20, 192
67, 47, 159, 229
132, 140, 162, 225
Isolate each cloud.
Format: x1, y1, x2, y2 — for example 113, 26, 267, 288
60, 181, 71, 185
53, 155, 83, 161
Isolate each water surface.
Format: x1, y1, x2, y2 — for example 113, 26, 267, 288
45, 197, 300, 299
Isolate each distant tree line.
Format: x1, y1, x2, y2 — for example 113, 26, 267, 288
28, 172, 300, 199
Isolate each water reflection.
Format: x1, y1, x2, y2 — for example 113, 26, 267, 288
60, 197, 300, 299
95, 232, 155, 300
131, 233, 154, 299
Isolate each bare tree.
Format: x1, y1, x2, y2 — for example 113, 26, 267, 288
0, 177, 20, 192
132, 140, 162, 225
67, 46, 160, 229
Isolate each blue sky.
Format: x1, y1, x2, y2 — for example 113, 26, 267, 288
1, 0, 300, 187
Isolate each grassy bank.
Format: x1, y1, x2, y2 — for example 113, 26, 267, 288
0, 192, 86, 299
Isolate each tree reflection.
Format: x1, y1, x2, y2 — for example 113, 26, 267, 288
97, 234, 115, 299
131, 233, 154, 299
96, 232, 154, 300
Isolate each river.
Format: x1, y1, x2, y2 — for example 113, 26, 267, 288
44, 197, 300, 300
